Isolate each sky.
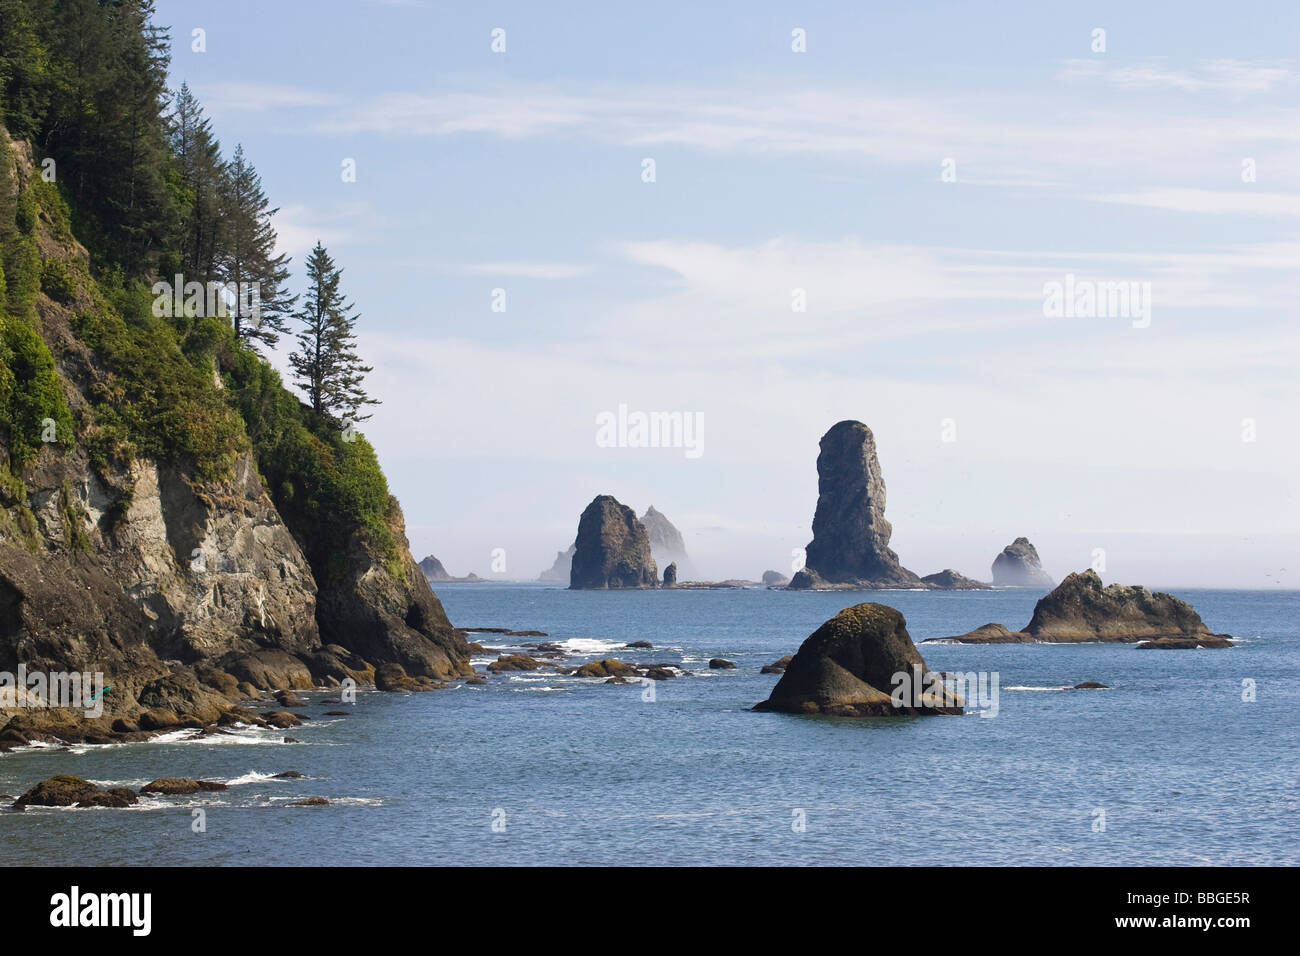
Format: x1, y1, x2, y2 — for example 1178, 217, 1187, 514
155, 0, 1299, 587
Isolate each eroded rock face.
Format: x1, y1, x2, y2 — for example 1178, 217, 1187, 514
1024, 570, 1230, 644
569, 495, 658, 589
788, 422, 922, 589
754, 603, 962, 716
991, 537, 1053, 588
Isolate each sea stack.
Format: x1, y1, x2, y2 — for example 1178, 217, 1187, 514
538, 543, 575, 582
991, 537, 1053, 588
641, 506, 695, 580
788, 421, 922, 589
569, 495, 659, 589
754, 603, 962, 716
663, 562, 678, 586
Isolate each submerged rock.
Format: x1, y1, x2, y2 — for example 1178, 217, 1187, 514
991, 537, 1054, 588
569, 495, 658, 589
754, 604, 962, 717
1069, 682, 1108, 689
788, 422, 923, 589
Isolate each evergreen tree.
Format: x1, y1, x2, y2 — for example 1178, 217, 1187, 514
218, 144, 295, 348
167, 82, 225, 283
288, 242, 379, 423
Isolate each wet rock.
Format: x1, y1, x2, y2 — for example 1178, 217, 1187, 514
141, 778, 228, 795
1069, 682, 1108, 689
486, 654, 546, 673
573, 659, 638, 678
754, 603, 962, 717
272, 771, 306, 779
708, 658, 736, 669
761, 655, 793, 674
287, 797, 330, 806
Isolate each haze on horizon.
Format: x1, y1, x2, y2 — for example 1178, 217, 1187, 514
157, 0, 1299, 590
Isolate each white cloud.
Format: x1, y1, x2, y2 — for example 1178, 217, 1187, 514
1091, 187, 1300, 217
1058, 58, 1296, 94
195, 82, 342, 113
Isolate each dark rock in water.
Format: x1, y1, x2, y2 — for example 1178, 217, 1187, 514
991, 537, 1054, 588
15, 775, 102, 808
761, 570, 790, 587
464, 677, 487, 685
604, 676, 629, 684
81, 787, 138, 808
921, 623, 1029, 644
788, 421, 923, 589
486, 654, 546, 673
274, 690, 306, 708
287, 797, 330, 807
539, 543, 576, 582
569, 495, 658, 589
761, 655, 793, 674
272, 771, 306, 779
263, 711, 304, 729
754, 604, 962, 717
641, 666, 676, 681
1069, 682, 1108, 689
1136, 635, 1234, 650
708, 658, 736, 669
141, 778, 228, 795
573, 659, 637, 678
1025, 570, 1232, 645
322, 710, 350, 716
641, 506, 696, 580
626, 640, 653, 649
920, 569, 989, 590
663, 562, 678, 586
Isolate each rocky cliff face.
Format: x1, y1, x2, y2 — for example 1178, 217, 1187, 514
754, 603, 961, 716
569, 495, 658, 589
991, 537, 1053, 588
641, 505, 695, 580
0, 124, 469, 741
789, 421, 922, 589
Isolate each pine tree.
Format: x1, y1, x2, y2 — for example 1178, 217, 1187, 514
167, 82, 225, 282
288, 242, 379, 424
218, 144, 295, 348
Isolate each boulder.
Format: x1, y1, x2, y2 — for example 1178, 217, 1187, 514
569, 495, 658, 589
760, 655, 793, 674
991, 537, 1054, 588
573, 659, 637, 678
708, 658, 736, 669
787, 421, 922, 589
754, 603, 962, 717
141, 778, 228, 795
486, 654, 546, 673
14, 775, 101, 808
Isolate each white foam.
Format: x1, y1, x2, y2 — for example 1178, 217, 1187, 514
561, 638, 625, 654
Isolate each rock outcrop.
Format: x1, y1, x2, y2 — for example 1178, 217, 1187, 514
754, 604, 962, 716
569, 495, 658, 589
663, 562, 677, 586
538, 543, 575, 582
925, 570, 1233, 647
418, 554, 481, 583
991, 537, 1053, 588
641, 505, 695, 580
920, 569, 989, 590
761, 570, 790, 587
788, 421, 923, 589
0, 121, 471, 746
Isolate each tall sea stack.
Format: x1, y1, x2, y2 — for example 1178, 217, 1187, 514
991, 537, 1053, 588
788, 421, 922, 589
569, 495, 659, 589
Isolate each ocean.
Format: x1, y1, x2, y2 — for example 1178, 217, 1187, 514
3, 584, 1297, 865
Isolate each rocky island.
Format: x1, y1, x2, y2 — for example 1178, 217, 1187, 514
923, 570, 1233, 648
755, 603, 963, 716
568, 495, 659, 589
991, 537, 1054, 588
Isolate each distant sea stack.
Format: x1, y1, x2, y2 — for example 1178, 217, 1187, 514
418, 555, 482, 583
920, 569, 989, 590
761, 570, 790, 587
641, 506, 695, 580
991, 537, 1053, 588
788, 421, 923, 589
924, 570, 1233, 648
569, 495, 659, 589
538, 543, 575, 582
754, 603, 962, 717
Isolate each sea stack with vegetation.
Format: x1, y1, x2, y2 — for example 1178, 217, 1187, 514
0, 2, 469, 744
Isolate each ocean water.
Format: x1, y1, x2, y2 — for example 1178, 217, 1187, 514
2, 584, 1297, 866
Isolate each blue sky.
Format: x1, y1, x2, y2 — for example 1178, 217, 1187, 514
156, 0, 1299, 586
